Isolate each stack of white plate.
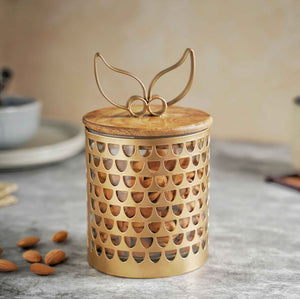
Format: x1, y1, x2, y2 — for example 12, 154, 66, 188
0, 120, 85, 169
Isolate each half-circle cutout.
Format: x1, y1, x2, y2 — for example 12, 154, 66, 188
96, 245, 102, 256
192, 214, 200, 225
192, 242, 200, 254
179, 188, 190, 199
164, 160, 176, 171
108, 143, 119, 156
96, 142, 105, 153
110, 234, 121, 246
93, 155, 100, 167
122, 145, 135, 157
165, 220, 177, 232
104, 218, 114, 230
105, 248, 114, 259
156, 206, 169, 218
140, 207, 153, 219
172, 174, 183, 186
124, 236, 137, 248
172, 233, 184, 245
164, 190, 176, 202
157, 236, 169, 247
131, 192, 144, 203
103, 158, 113, 170
192, 185, 200, 196
116, 191, 128, 202
109, 174, 120, 186
117, 250, 129, 262
179, 217, 190, 229
140, 237, 153, 248
88, 139, 95, 150
91, 227, 97, 239
165, 250, 177, 261
98, 172, 106, 184
95, 185, 101, 197
148, 222, 161, 233
100, 231, 108, 243
95, 215, 102, 226
117, 221, 129, 232
186, 230, 195, 242
148, 192, 161, 203
155, 176, 169, 188
147, 161, 160, 172
192, 154, 200, 166
103, 188, 113, 200
186, 171, 195, 183
90, 169, 96, 180
186, 141, 195, 153
132, 222, 144, 233
197, 138, 204, 150
139, 177, 153, 188
124, 206, 136, 218
179, 246, 190, 258
186, 201, 196, 212
116, 160, 127, 172
110, 205, 121, 216
172, 204, 184, 216
133, 252, 145, 263
123, 176, 136, 188
149, 252, 161, 263
197, 168, 204, 180
156, 145, 168, 157
172, 143, 183, 155
130, 161, 144, 173
179, 157, 190, 169
99, 202, 107, 213
139, 145, 152, 157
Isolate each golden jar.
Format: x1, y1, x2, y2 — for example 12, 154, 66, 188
82, 49, 212, 278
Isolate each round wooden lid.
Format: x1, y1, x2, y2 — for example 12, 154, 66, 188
82, 105, 212, 137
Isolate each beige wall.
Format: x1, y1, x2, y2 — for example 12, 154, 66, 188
1, 0, 300, 143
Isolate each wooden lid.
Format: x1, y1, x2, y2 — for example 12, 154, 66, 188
83, 105, 212, 137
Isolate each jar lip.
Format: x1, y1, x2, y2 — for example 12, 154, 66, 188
295, 96, 300, 106
86, 127, 210, 139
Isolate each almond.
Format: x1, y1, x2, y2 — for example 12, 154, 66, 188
51, 230, 68, 243
30, 263, 55, 276
45, 249, 66, 265
17, 236, 40, 248
23, 250, 42, 263
0, 259, 18, 272
0, 247, 3, 255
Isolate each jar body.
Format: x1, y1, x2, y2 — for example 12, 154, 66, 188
292, 99, 300, 173
85, 128, 210, 278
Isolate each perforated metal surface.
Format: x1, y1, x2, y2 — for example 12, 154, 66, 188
85, 129, 210, 278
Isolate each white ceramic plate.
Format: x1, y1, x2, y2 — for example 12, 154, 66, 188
0, 119, 85, 169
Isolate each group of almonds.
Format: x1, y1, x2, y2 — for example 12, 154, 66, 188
0, 230, 68, 276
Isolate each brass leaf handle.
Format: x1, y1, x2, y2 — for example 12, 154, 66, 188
94, 48, 195, 117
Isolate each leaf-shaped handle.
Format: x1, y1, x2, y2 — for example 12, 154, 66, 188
148, 48, 195, 107
94, 53, 147, 110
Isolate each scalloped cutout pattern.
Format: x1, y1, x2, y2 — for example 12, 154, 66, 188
86, 131, 210, 266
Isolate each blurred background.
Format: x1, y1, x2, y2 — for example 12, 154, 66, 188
1, 0, 300, 143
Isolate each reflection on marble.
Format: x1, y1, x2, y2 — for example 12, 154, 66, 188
0, 140, 299, 298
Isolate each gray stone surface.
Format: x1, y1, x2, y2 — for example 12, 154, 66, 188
0, 140, 299, 299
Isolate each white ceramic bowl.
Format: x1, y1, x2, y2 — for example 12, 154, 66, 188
0, 96, 41, 149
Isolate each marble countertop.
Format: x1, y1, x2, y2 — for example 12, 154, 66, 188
0, 140, 299, 299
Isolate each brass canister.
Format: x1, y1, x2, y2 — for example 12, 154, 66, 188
82, 49, 212, 278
